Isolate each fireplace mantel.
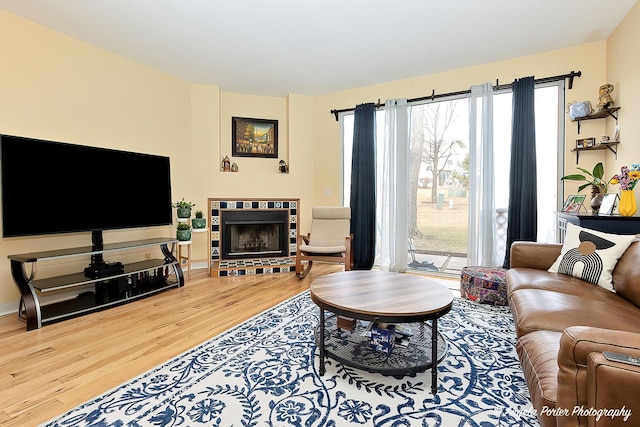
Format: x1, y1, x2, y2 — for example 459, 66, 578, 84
208, 198, 300, 277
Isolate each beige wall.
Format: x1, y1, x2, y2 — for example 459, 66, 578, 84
0, 11, 192, 306
0, 11, 315, 307
1, 4, 639, 308
606, 1, 640, 181
313, 42, 609, 202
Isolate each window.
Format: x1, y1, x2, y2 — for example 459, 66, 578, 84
341, 81, 564, 272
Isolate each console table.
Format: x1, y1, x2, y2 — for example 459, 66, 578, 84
557, 212, 640, 242
8, 237, 184, 331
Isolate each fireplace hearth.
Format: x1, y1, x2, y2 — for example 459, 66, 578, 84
208, 198, 300, 277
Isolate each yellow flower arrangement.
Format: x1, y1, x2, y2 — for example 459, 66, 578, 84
609, 164, 640, 191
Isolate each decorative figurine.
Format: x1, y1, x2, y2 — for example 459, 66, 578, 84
279, 159, 289, 174
597, 84, 614, 110
222, 155, 231, 172
231, 162, 239, 172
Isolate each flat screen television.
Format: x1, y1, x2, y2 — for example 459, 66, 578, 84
0, 134, 173, 239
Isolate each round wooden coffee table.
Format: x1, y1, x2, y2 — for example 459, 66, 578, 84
310, 271, 454, 394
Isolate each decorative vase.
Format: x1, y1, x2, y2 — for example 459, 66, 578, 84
176, 207, 191, 218
177, 229, 192, 241
191, 218, 206, 229
618, 190, 637, 217
590, 193, 604, 213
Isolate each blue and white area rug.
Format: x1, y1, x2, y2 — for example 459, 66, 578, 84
42, 292, 538, 426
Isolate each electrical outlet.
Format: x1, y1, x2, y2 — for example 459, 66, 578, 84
145, 253, 151, 260
325, 188, 331, 196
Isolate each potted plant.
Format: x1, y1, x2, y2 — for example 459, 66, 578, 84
176, 222, 192, 241
192, 210, 206, 229
172, 198, 195, 219
561, 162, 609, 212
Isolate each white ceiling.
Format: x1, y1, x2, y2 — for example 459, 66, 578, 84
0, 0, 637, 97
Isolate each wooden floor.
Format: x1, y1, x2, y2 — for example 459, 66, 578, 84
0, 265, 458, 426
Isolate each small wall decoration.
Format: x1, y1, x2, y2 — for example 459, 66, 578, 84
279, 159, 289, 174
562, 194, 586, 213
221, 155, 231, 172
597, 83, 614, 110
576, 137, 595, 149
232, 117, 278, 158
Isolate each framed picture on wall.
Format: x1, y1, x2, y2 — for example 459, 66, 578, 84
232, 117, 278, 158
576, 137, 595, 149
562, 194, 586, 213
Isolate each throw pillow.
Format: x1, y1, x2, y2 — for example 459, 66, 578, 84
548, 223, 635, 291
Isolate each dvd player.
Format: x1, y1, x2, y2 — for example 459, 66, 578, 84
84, 261, 125, 278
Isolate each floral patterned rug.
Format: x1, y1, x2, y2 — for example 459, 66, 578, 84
42, 291, 539, 426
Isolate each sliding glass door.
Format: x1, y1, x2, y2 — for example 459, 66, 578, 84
341, 81, 564, 274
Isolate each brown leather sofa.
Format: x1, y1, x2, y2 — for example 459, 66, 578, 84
506, 239, 640, 427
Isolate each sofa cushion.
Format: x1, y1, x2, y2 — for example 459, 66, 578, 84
509, 288, 640, 338
507, 268, 615, 298
516, 330, 562, 427
611, 240, 640, 308
548, 223, 635, 291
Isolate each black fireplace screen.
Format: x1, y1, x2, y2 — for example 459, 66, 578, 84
221, 209, 288, 259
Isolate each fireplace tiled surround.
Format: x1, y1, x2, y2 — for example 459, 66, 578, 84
208, 198, 300, 277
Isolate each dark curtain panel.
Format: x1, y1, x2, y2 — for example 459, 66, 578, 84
504, 77, 537, 268
350, 103, 376, 270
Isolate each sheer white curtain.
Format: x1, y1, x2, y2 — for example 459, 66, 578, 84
468, 83, 498, 266
378, 99, 409, 272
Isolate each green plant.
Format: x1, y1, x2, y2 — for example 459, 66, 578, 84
561, 162, 609, 194
177, 222, 191, 230
195, 210, 204, 218
172, 198, 195, 209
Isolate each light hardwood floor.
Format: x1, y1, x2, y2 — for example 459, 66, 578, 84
0, 265, 458, 426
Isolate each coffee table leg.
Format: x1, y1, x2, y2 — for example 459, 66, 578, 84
319, 308, 326, 376
431, 318, 438, 394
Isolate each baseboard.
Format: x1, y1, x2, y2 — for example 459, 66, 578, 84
0, 300, 18, 317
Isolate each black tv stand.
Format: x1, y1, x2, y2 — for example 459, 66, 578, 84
8, 237, 184, 331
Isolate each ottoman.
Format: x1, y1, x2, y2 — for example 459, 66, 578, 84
460, 266, 508, 306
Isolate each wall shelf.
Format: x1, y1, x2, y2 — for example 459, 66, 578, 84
572, 107, 620, 134
570, 142, 619, 164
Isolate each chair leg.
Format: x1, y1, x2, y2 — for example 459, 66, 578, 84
345, 235, 353, 271
296, 254, 303, 276
296, 260, 313, 279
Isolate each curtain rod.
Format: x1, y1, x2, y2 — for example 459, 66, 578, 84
329, 70, 581, 121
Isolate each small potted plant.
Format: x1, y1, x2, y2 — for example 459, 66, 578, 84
172, 198, 195, 219
176, 222, 192, 241
192, 210, 206, 229
561, 162, 609, 212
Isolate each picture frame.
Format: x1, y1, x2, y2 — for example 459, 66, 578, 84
598, 193, 619, 215
562, 194, 586, 213
576, 137, 595, 149
612, 124, 621, 142
232, 117, 278, 158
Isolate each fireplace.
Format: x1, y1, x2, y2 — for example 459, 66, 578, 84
208, 198, 300, 277
221, 210, 288, 260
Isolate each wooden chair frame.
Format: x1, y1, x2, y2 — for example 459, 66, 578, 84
295, 233, 353, 279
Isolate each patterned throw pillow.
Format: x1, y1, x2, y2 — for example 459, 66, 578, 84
548, 223, 635, 291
